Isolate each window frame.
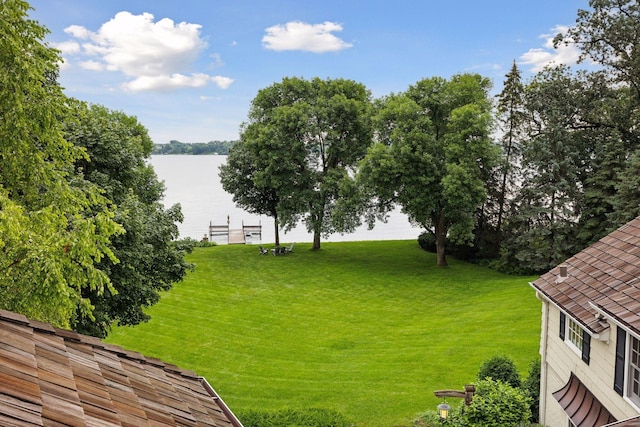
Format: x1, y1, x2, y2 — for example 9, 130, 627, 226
628, 334, 640, 406
559, 311, 590, 364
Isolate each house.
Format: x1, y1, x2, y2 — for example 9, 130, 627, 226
530, 217, 640, 427
0, 309, 244, 426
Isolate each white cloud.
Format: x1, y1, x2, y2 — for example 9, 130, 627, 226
62, 11, 233, 92
122, 73, 233, 92
52, 40, 81, 55
80, 60, 105, 71
520, 25, 582, 72
262, 21, 353, 53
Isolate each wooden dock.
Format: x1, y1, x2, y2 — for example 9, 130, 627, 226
209, 220, 262, 245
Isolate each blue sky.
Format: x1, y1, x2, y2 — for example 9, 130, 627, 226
30, 0, 589, 143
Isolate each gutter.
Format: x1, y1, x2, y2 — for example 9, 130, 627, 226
200, 377, 245, 427
531, 284, 549, 426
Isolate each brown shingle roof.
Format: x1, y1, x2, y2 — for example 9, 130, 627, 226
0, 309, 243, 427
531, 216, 640, 336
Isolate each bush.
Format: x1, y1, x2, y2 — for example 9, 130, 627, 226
522, 358, 541, 423
417, 232, 478, 262
477, 355, 521, 388
459, 378, 531, 426
418, 232, 437, 252
238, 408, 352, 427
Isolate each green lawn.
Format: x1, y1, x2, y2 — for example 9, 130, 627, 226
105, 240, 540, 427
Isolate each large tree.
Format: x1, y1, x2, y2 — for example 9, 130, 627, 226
359, 74, 498, 266
236, 77, 373, 250
0, 0, 121, 327
219, 133, 283, 245
494, 61, 526, 242
64, 102, 193, 337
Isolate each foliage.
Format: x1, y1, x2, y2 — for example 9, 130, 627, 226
64, 102, 194, 337
219, 136, 283, 244
477, 355, 521, 388
360, 74, 498, 266
457, 378, 531, 426
152, 140, 236, 155
238, 77, 374, 250
106, 241, 539, 427
557, 0, 640, 100
522, 358, 541, 423
490, 61, 526, 252
0, 0, 121, 328
238, 408, 351, 427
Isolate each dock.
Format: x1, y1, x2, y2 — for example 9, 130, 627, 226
209, 220, 262, 245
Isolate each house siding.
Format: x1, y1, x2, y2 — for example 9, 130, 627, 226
541, 300, 640, 426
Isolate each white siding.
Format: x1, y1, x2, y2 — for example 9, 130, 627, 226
540, 300, 640, 426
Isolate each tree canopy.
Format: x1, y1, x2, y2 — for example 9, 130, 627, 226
229, 77, 374, 250
64, 102, 193, 337
359, 74, 498, 266
0, 0, 121, 327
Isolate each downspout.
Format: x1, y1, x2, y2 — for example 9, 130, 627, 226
533, 286, 549, 426
200, 377, 245, 427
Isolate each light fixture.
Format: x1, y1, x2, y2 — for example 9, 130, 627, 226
437, 402, 451, 419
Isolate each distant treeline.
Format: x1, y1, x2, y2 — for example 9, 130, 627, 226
152, 140, 237, 155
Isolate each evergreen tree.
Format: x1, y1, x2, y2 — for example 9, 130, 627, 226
494, 61, 525, 246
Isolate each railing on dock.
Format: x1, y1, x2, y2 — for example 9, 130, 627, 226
208, 220, 261, 245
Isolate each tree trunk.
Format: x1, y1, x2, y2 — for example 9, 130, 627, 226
273, 215, 280, 246
435, 212, 448, 267
312, 230, 321, 250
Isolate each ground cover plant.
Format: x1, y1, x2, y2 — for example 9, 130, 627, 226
106, 240, 539, 426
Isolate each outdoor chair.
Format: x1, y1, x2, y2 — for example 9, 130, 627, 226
284, 242, 294, 253
271, 246, 286, 256
258, 246, 269, 255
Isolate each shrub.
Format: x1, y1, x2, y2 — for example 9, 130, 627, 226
238, 407, 352, 427
477, 355, 521, 388
522, 358, 541, 423
459, 378, 531, 426
418, 232, 437, 252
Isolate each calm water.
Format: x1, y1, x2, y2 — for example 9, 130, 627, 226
149, 155, 422, 243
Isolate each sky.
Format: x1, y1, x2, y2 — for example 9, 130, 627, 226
29, 0, 590, 144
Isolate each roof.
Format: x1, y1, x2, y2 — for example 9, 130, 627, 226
604, 416, 640, 426
553, 372, 617, 426
531, 216, 640, 336
0, 309, 244, 427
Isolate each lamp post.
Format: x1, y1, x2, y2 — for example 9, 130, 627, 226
434, 384, 475, 420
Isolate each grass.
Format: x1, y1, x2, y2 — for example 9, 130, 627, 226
105, 240, 540, 427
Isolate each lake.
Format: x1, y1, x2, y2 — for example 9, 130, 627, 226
148, 155, 423, 243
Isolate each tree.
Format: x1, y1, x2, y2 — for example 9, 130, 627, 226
557, 0, 640, 101
0, 0, 122, 328
477, 355, 521, 388
494, 61, 525, 245
359, 74, 498, 266
238, 77, 373, 250
219, 135, 282, 245
499, 67, 587, 273
63, 102, 193, 337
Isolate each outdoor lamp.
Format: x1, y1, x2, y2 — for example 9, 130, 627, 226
437, 402, 451, 419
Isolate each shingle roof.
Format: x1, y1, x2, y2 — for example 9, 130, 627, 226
0, 309, 243, 427
531, 216, 640, 336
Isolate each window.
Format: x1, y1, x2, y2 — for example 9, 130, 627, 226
568, 319, 583, 351
614, 326, 640, 407
559, 312, 591, 364
630, 335, 640, 403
